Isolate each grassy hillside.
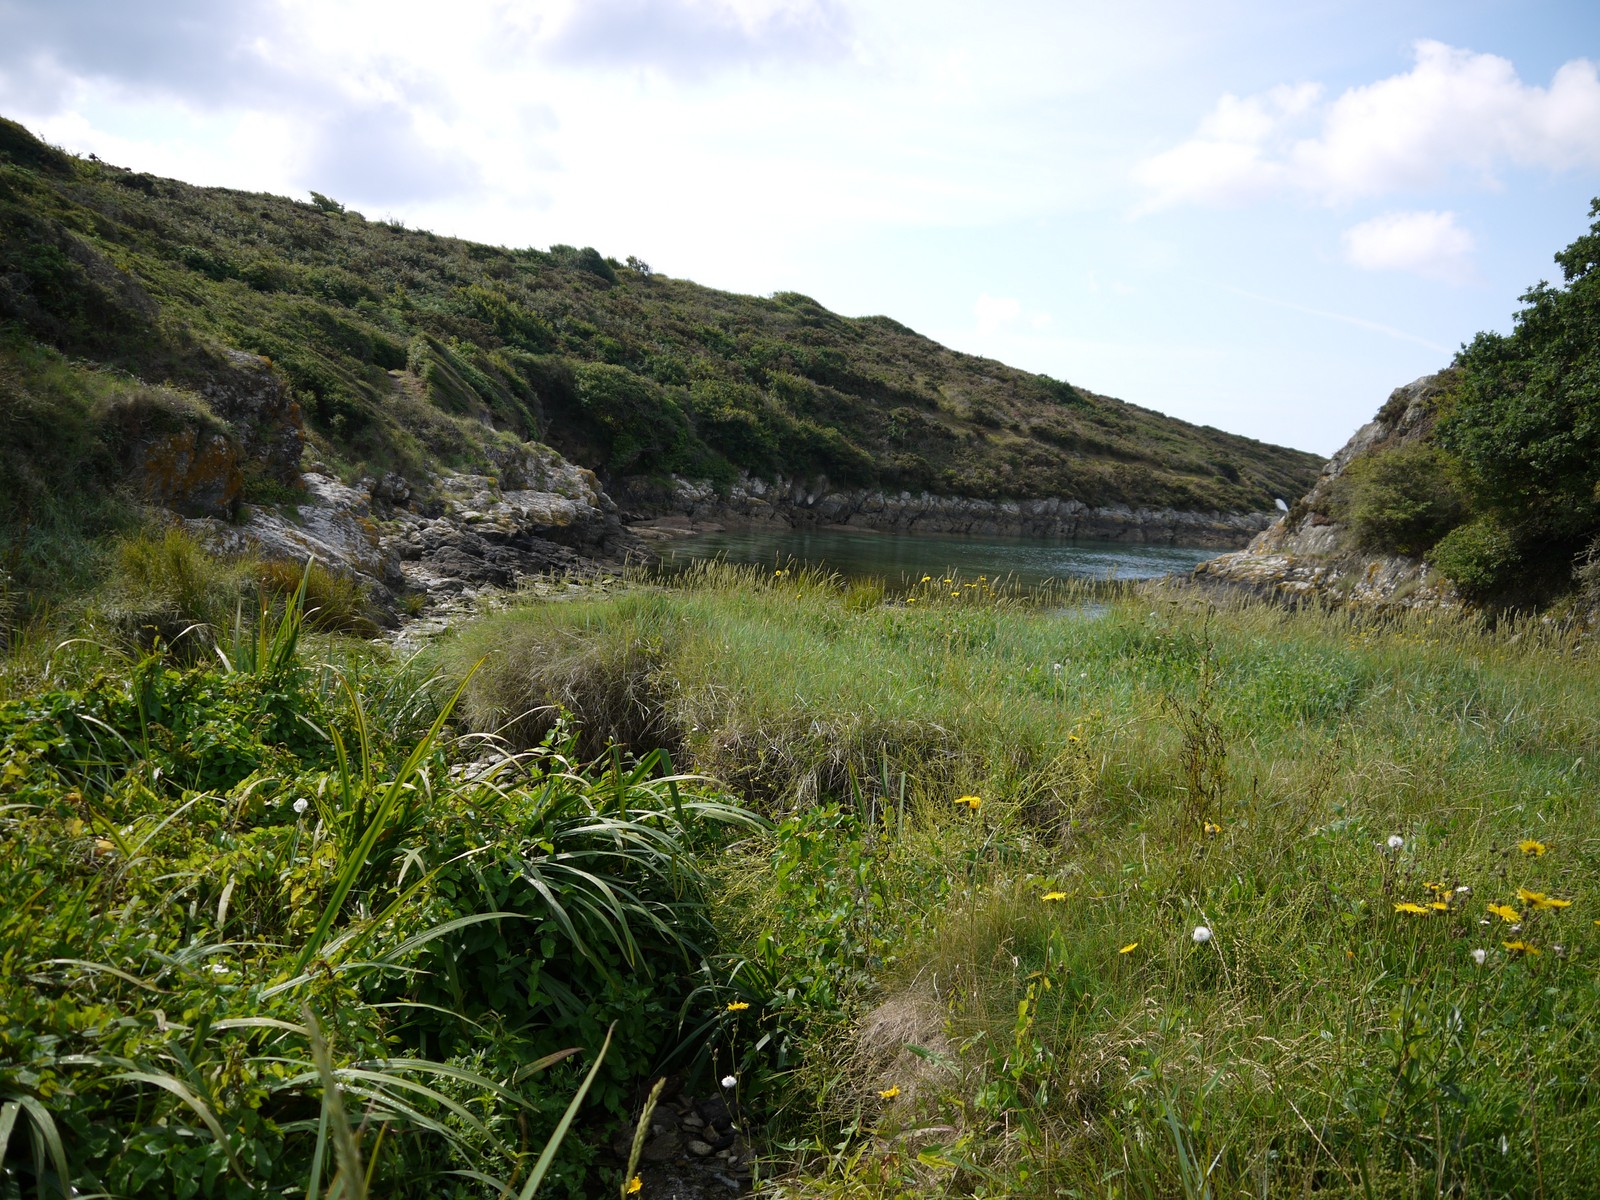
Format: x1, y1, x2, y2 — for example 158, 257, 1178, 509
0, 115, 1321, 525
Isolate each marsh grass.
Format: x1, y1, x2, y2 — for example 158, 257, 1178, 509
439, 565, 1600, 1197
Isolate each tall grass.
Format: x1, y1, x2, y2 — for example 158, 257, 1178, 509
437, 564, 1600, 1197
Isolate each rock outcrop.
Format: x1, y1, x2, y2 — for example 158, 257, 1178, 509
190, 444, 644, 626
624, 474, 1272, 548
1192, 372, 1463, 610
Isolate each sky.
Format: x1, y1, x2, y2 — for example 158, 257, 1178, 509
2, 1, 1598, 456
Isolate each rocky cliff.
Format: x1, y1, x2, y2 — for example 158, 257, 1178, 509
1192, 372, 1463, 609
624, 474, 1273, 548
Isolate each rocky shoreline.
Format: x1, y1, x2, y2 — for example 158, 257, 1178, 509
622, 474, 1274, 549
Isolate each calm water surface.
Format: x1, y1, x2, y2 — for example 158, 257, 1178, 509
658, 527, 1218, 590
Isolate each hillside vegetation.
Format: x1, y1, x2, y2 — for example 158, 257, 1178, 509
0, 116, 1319, 547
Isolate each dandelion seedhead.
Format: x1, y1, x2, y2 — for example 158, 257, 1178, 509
1192, 925, 1212, 944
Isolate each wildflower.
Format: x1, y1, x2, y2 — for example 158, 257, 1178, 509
877, 1085, 901, 1099
1503, 941, 1541, 957
725, 1001, 749, 1012
627, 1176, 643, 1195
921, 575, 931, 582
209, 962, 230, 976
1517, 839, 1547, 856
1386, 835, 1404, 851
954, 794, 982, 811
293, 798, 309, 816
1530, 894, 1572, 910
1119, 942, 1139, 954
1393, 902, 1431, 915
1192, 925, 1212, 944
1427, 901, 1449, 912
1471, 948, 1487, 965
1203, 821, 1221, 835
720, 1075, 737, 1090
1041, 891, 1068, 902
1487, 904, 1521, 922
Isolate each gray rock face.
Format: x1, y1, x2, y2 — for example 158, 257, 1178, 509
188, 444, 644, 625
200, 350, 304, 490
623, 474, 1271, 548
1192, 372, 1463, 611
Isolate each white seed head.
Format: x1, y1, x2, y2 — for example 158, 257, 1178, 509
1471, 948, 1487, 965
1191, 925, 1212, 944
293, 798, 310, 815
720, 1075, 737, 1090
1386, 835, 1404, 851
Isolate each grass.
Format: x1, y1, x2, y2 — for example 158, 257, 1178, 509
433, 562, 1600, 1198
0, 569, 756, 1198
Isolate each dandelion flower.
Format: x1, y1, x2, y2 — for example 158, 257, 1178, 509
1516, 887, 1550, 905
1518, 839, 1547, 856
1119, 942, 1139, 954
921, 575, 931, 583
1531, 894, 1572, 910
1192, 926, 1212, 944
725, 1001, 750, 1012
1203, 821, 1221, 835
1393, 902, 1431, 915
954, 794, 982, 811
1427, 901, 1449, 912
720, 1075, 737, 1090
1041, 891, 1068, 902
293, 798, 309, 815
1487, 904, 1521, 922
1503, 941, 1541, 957
1386, 835, 1404, 851
877, 1085, 901, 1099
1471, 948, 1487, 965
626, 1177, 643, 1195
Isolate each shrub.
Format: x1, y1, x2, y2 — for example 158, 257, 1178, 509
1338, 443, 1467, 556
1426, 514, 1521, 598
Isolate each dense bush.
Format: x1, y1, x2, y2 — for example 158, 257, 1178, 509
1337, 442, 1466, 556
1427, 514, 1523, 599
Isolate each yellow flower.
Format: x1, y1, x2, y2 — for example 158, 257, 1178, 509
1503, 940, 1541, 956
1203, 821, 1221, 835
1530, 894, 1572, 910
1428, 901, 1449, 912
1040, 891, 1068, 902
725, 1001, 750, 1011
877, 1085, 900, 1099
1518, 839, 1547, 856
954, 794, 982, 811
1393, 902, 1431, 915
1487, 904, 1521, 922
1423, 881, 1448, 894
1516, 887, 1549, 905
1119, 942, 1139, 954
921, 575, 931, 582
626, 1176, 643, 1195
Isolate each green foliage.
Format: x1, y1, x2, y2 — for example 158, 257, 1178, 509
0, 568, 753, 1197
1435, 198, 1600, 597
1337, 442, 1467, 556
1427, 514, 1523, 598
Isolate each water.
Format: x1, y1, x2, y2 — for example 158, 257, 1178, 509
657, 526, 1218, 590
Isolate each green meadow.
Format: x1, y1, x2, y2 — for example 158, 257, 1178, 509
4, 546, 1597, 1198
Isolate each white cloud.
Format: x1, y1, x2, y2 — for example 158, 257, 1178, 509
974, 293, 1022, 334
1341, 210, 1475, 282
1136, 41, 1600, 211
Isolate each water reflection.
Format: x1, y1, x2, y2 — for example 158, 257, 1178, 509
658, 526, 1216, 590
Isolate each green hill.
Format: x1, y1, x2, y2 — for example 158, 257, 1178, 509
0, 114, 1322, 594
